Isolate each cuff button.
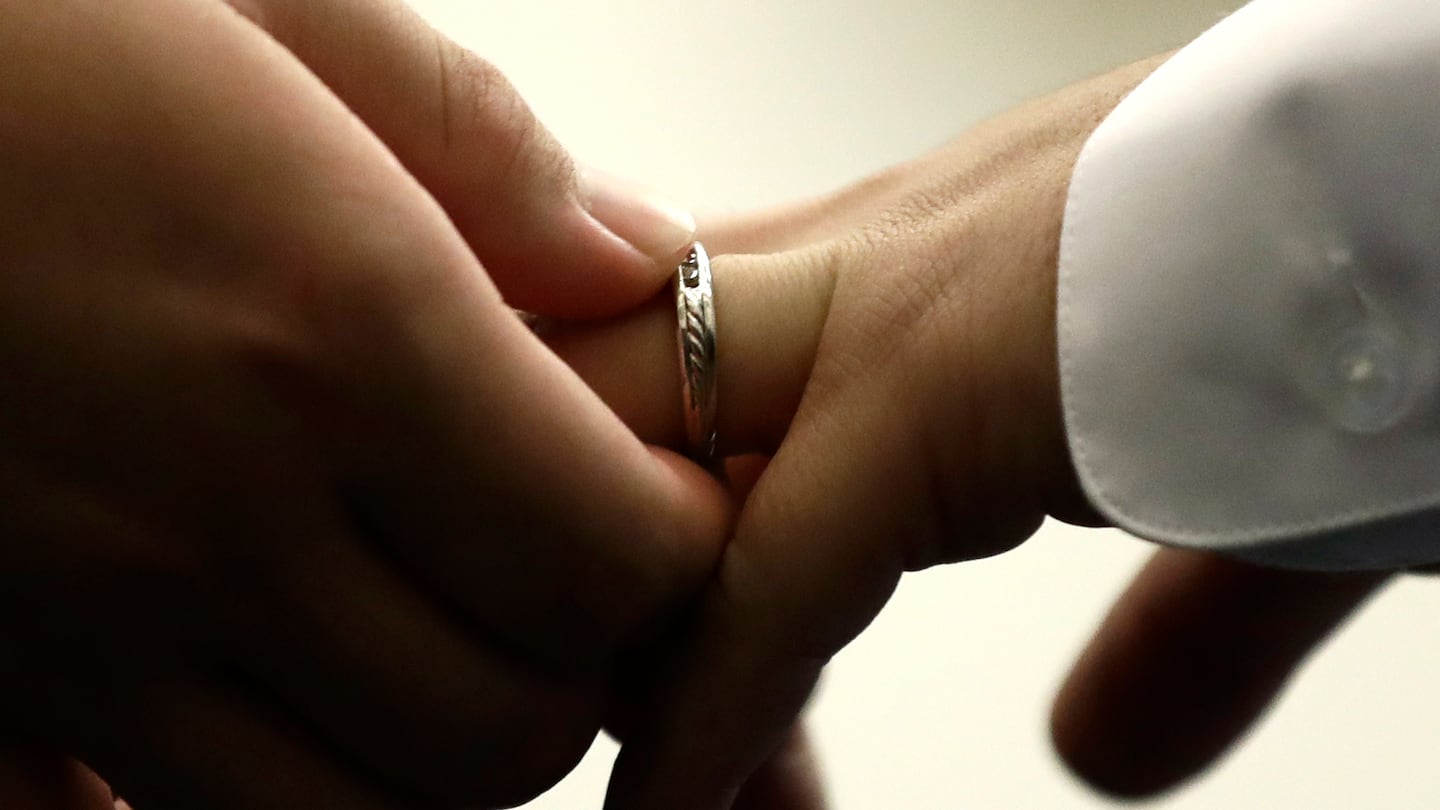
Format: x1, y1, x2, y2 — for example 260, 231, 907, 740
1313, 321, 1412, 435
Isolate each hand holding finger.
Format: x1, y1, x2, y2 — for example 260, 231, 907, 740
0, 1, 726, 806
544, 55, 1170, 809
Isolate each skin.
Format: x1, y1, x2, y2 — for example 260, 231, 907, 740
548, 54, 1168, 809
0, 0, 748, 807
0, 5, 1394, 806
1050, 548, 1388, 798
556, 47, 1423, 808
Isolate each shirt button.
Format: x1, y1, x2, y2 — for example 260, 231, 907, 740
1316, 322, 1411, 434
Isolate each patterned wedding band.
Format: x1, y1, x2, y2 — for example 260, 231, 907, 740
676, 242, 718, 461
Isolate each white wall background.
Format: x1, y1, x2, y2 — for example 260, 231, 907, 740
406, 2, 1440, 807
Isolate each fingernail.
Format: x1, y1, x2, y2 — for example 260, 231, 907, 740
579, 167, 697, 260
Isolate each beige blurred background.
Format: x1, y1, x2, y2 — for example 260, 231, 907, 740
406, 2, 1440, 807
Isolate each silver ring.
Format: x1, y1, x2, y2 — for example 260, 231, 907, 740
676, 242, 718, 461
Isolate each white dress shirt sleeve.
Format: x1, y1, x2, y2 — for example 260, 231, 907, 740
1057, 0, 1440, 570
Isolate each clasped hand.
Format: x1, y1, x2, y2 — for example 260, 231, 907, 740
0, 2, 1399, 810
0, 0, 725, 807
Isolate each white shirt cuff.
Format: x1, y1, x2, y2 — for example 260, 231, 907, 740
1057, 0, 1440, 569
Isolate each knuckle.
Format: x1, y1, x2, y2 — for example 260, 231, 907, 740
436, 41, 523, 146
248, 226, 476, 409
217, 300, 329, 393
434, 36, 572, 193
190, 304, 358, 474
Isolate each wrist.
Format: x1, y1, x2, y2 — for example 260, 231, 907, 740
937, 55, 1177, 545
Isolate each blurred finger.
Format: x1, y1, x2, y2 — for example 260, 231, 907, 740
1050, 548, 1388, 798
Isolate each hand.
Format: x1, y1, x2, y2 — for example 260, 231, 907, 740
0, 1, 728, 807
544, 54, 1171, 808
1050, 548, 1389, 798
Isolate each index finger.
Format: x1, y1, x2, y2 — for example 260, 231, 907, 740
1050, 549, 1387, 798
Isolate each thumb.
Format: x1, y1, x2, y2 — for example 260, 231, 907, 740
225, 0, 695, 318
